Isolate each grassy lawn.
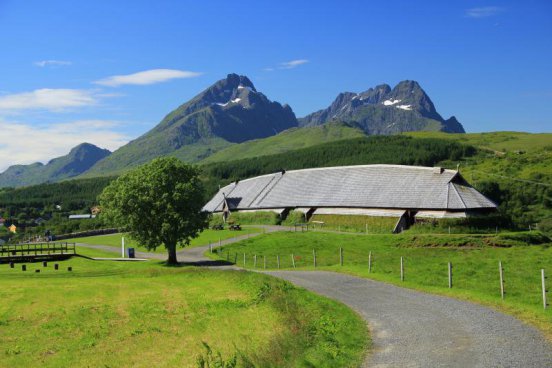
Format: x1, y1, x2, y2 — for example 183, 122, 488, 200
0, 255, 368, 367
208, 231, 552, 339
67, 228, 263, 254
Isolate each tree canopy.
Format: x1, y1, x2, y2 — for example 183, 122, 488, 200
99, 157, 208, 264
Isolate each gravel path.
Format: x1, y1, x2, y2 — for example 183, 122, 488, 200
264, 270, 552, 368
77, 227, 552, 367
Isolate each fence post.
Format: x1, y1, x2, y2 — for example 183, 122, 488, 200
264, 255, 266, 269
499, 261, 505, 299
365, 223, 368, 234
542, 269, 548, 310
313, 249, 317, 268
448, 262, 453, 288
226, 251, 229, 262
243, 253, 246, 267
209, 243, 212, 253
219, 238, 221, 248
291, 254, 296, 268
254, 254, 257, 268
277, 255, 280, 269
368, 251, 372, 273
340, 247, 343, 266
400, 256, 404, 281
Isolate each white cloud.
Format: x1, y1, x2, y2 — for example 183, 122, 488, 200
34, 60, 72, 67
94, 69, 202, 87
279, 59, 309, 69
0, 89, 98, 112
465, 6, 503, 18
0, 118, 129, 173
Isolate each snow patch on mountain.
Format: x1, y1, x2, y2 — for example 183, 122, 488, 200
383, 99, 401, 106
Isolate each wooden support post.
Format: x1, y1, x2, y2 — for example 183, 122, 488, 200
400, 256, 404, 281
263, 255, 266, 269
448, 262, 453, 288
365, 223, 368, 234
339, 247, 343, 266
234, 253, 238, 264
499, 261, 505, 300
313, 249, 317, 268
209, 243, 212, 253
368, 251, 372, 273
219, 238, 221, 248
542, 269, 548, 310
277, 255, 280, 269
243, 253, 246, 267
291, 254, 296, 268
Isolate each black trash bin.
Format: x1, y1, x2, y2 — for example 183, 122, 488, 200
127, 248, 135, 259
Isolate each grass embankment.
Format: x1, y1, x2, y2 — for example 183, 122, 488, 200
208, 231, 552, 339
67, 228, 262, 254
0, 254, 367, 367
309, 214, 398, 233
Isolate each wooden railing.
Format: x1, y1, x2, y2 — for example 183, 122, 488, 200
0, 242, 76, 259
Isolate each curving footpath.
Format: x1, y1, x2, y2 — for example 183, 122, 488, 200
78, 227, 552, 367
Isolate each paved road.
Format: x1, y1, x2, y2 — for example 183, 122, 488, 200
78, 227, 552, 367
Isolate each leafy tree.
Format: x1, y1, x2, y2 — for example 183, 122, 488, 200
99, 157, 208, 264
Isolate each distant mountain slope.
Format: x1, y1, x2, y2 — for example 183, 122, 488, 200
0, 143, 111, 188
83, 73, 298, 177
201, 122, 365, 164
300, 80, 464, 134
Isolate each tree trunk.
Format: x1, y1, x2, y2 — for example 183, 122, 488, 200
167, 243, 178, 265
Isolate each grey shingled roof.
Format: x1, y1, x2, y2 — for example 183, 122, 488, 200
202, 165, 497, 212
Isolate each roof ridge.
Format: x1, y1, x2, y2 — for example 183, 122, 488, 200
252, 172, 285, 207
247, 173, 281, 207
284, 164, 458, 174
450, 183, 467, 209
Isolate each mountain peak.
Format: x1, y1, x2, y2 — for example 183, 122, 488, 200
224, 73, 256, 91
299, 80, 465, 134
0, 143, 111, 187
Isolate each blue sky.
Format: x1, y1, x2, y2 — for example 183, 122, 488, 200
0, 0, 551, 171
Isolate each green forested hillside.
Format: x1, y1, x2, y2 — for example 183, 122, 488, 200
411, 132, 552, 228
2, 132, 551, 235
201, 135, 476, 192
406, 131, 552, 153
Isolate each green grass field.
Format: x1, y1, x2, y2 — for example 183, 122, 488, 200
66, 228, 262, 255
0, 254, 368, 367
208, 231, 552, 339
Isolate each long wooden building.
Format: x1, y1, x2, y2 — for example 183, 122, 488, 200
203, 164, 497, 230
